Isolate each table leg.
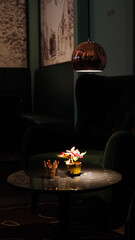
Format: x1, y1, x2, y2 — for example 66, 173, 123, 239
59, 191, 70, 232
31, 190, 40, 215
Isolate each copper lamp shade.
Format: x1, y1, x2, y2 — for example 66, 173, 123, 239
72, 38, 107, 72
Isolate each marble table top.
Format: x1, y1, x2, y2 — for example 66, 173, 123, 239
7, 167, 122, 193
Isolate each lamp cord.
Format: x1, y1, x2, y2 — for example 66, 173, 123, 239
88, 0, 90, 39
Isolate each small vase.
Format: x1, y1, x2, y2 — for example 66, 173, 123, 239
66, 162, 82, 176
44, 160, 59, 178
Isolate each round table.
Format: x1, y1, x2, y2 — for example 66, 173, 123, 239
7, 166, 122, 233
7, 167, 122, 192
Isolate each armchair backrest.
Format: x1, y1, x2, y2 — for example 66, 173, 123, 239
125, 191, 135, 240
75, 74, 135, 150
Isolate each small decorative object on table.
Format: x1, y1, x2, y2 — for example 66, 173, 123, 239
44, 160, 59, 178
57, 147, 86, 176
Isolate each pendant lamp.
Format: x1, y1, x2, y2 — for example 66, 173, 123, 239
72, 1, 107, 72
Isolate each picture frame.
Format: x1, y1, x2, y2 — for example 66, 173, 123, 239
40, 0, 74, 67
0, 0, 28, 68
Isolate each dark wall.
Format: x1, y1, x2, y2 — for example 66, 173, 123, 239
34, 62, 74, 121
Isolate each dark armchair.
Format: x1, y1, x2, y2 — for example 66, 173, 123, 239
75, 74, 135, 149
21, 73, 135, 168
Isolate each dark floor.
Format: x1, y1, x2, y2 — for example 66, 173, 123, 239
0, 153, 126, 239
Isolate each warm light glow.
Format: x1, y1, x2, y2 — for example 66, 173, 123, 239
72, 39, 107, 72
76, 70, 102, 73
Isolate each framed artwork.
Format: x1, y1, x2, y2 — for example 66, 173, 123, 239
0, 0, 28, 68
40, 0, 74, 67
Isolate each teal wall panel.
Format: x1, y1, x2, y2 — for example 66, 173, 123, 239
90, 0, 133, 76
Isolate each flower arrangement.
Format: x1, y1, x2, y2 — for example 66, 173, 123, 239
57, 146, 86, 165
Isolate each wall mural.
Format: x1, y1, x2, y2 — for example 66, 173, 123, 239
0, 0, 27, 68
40, 0, 74, 67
